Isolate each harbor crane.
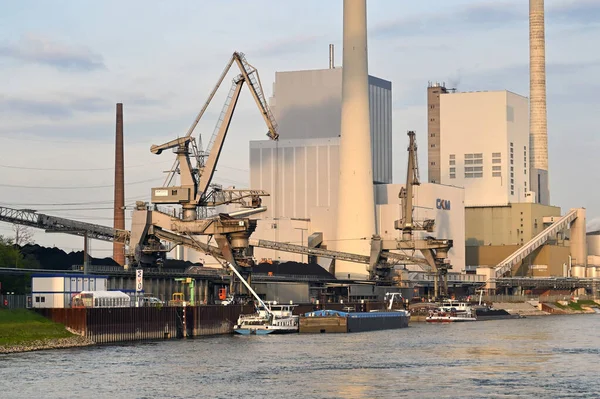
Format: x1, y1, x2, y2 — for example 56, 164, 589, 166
369, 131, 453, 298
129, 52, 279, 288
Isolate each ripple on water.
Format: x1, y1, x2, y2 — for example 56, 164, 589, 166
1, 316, 600, 399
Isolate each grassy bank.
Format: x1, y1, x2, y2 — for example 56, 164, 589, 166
0, 309, 73, 346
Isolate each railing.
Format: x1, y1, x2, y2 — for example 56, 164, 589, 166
479, 294, 599, 304
404, 272, 486, 283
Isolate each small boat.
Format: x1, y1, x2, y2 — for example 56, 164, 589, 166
223, 261, 299, 335
426, 301, 477, 323
234, 303, 299, 335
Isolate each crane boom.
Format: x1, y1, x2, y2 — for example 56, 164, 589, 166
196, 77, 244, 201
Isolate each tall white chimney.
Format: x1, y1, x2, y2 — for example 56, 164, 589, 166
529, 0, 550, 205
335, 0, 376, 279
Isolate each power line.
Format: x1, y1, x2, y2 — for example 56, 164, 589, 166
0, 178, 161, 190
0, 160, 173, 172
0, 196, 150, 207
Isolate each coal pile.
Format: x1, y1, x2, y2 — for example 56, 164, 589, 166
162, 259, 202, 270
252, 261, 335, 278
19, 244, 119, 270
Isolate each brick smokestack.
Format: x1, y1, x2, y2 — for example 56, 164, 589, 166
113, 103, 125, 266
529, 0, 550, 205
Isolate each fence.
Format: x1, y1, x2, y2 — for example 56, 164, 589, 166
479, 294, 598, 304
0, 294, 29, 309
36, 305, 254, 344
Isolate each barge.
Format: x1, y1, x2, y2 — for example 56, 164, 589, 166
300, 309, 410, 333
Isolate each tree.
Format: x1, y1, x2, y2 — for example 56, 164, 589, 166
0, 234, 20, 268
12, 224, 34, 246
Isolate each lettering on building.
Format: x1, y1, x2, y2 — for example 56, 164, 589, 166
436, 199, 451, 210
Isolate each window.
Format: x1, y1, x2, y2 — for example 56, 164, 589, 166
524, 169, 527, 174
449, 167, 456, 173
465, 166, 483, 172
430, 133, 436, 137
430, 144, 436, 148
450, 154, 455, 159
492, 152, 501, 158
35, 297, 40, 303
465, 154, 473, 159
41, 297, 45, 303
492, 172, 501, 177
510, 142, 514, 147
511, 166, 514, 171
449, 160, 455, 165
431, 162, 436, 166
492, 166, 501, 171
492, 158, 501, 164
511, 173, 514, 178
449, 174, 456, 179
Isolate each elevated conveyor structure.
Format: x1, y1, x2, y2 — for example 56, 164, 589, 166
0, 206, 129, 243
494, 208, 578, 278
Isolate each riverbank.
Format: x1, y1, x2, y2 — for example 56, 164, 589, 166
0, 309, 94, 354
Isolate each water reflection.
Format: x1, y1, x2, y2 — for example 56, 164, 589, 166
0, 315, 599, 399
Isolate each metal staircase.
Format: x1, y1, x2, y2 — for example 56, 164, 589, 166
494, 209, 578, 278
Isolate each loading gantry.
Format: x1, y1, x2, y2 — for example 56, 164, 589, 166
129, 52, 279, 293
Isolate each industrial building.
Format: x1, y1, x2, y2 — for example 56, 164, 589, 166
31, 274, 108, 308
248, 60, 467, 279
268, 66, 392, 184
250, 181, 466, 277
429, 86, 530, 206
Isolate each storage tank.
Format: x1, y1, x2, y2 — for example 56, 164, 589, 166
586, 233, 600, 256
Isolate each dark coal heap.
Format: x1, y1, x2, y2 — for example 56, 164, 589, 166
252, 260, 334, 278
17, 244, 204, 271
19, 244, 119, 270
162, 259, 203, 270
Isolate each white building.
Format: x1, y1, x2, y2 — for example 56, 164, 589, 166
251, 182, 466, 275
31, 274, 108, 308
438, 90, 529, 207
247, 68, 467, 278
268, 68, 392, 184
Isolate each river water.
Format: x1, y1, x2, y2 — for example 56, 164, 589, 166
1, 315, 599, 399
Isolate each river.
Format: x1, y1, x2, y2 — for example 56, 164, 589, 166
1, 314, 599, 398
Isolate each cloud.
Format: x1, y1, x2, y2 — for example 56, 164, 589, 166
550, 0, 600, 25
0, 34, 105, 71
371, 1, 525, 39
252, 34, 324, 57
587, 217, 600, 233
0, 95, 109, 119
371, 0, 600, 40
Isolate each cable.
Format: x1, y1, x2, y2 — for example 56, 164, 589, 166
0, 160, 173, 172
0, 195, 151, 207
0, 178, 161, 190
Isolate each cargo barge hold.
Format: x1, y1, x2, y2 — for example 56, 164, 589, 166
299, 309, 410, 333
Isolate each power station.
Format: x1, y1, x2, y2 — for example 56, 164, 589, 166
0, 0, 598, 302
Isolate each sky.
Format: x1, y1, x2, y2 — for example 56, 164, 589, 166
0, 0, 599, 257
